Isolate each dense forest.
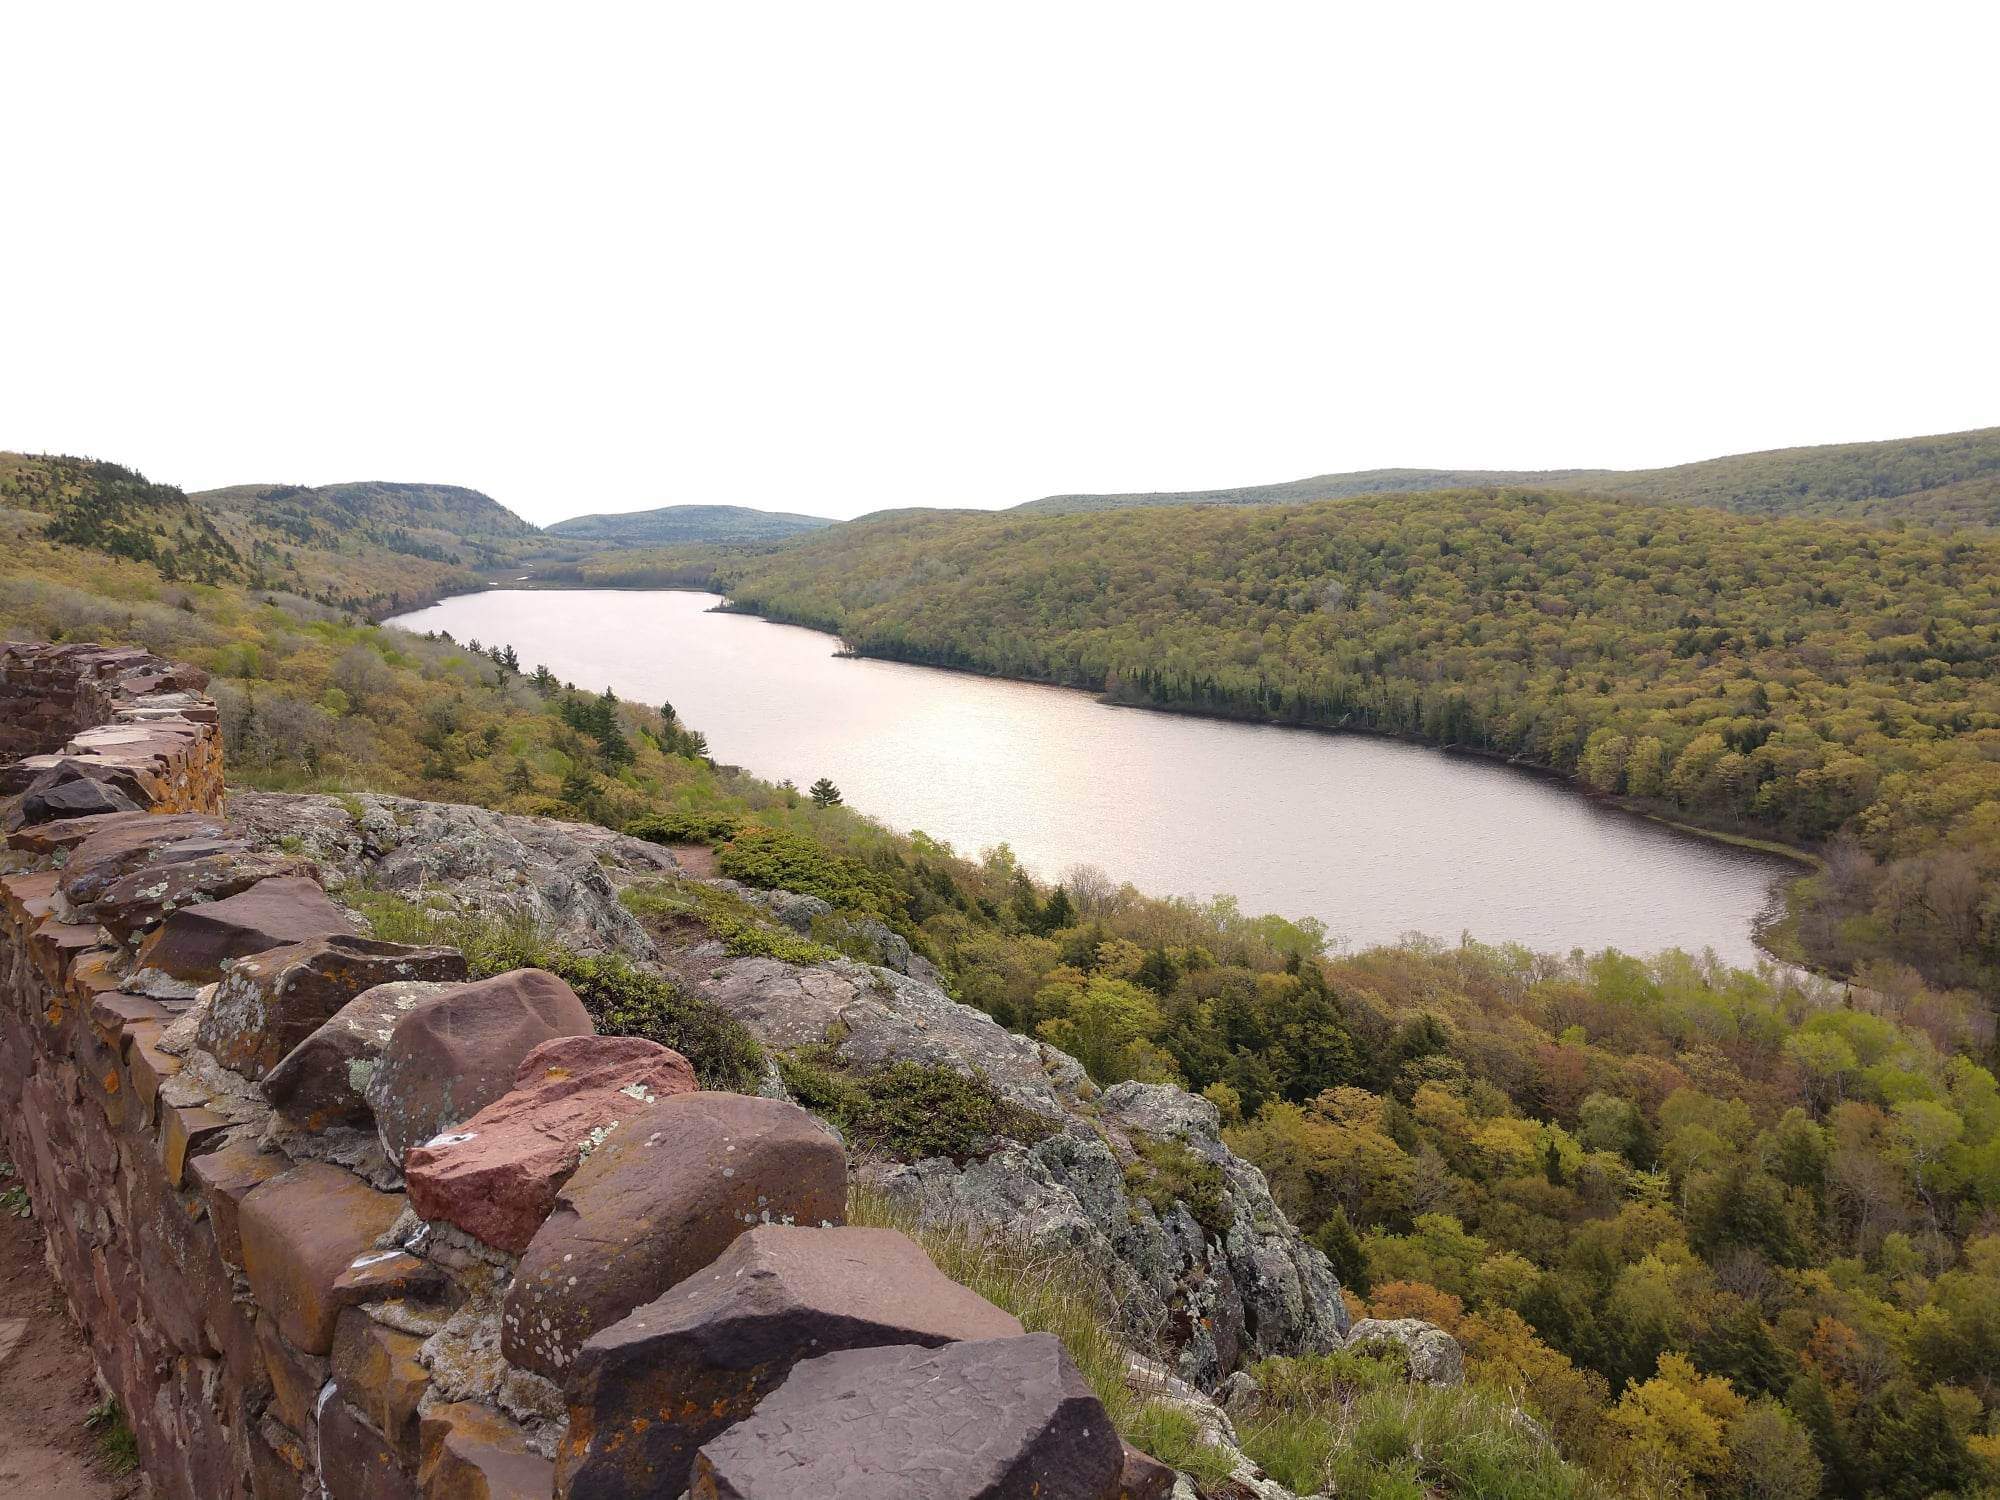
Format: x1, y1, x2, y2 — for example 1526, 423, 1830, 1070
1016, 426, 2000, 529
6, 451, 2000, 1495
578, 491, 2000, 1001
546, 502, 833, 544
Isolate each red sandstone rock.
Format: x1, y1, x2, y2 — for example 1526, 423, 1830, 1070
57, 812, 230, 909
262, 979, 457, 1131
319, 1396, 422, 1500
257, 1312, 332, 1433
558, 1224, 1023, 1500
161, 1101, 231, 1188
687, 1333, 1123, 1500
200, 934, 468, 1080
419, 1403, 557, 1500
405, 1034, 697, 1252
1115, 1442, 1177, 1500
366, 968, 594, 1164
503, 1091, 847, 1380
333, 1309, 430, 1462
94, 847, 318, 942
239, 1162, 408, 1354
5, 806, 140, 856
134, 875, 354, 987
190, 1138, 290, 1267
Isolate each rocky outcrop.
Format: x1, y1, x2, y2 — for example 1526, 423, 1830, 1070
218, 789, 1348, 1389
1344, 1318, 1465, 1386
1, 643, 1180, 1500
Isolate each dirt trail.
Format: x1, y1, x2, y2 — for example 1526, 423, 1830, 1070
0, 1180, 140, 1500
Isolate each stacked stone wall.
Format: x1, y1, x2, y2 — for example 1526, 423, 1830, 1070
0, 642, 1170, 1500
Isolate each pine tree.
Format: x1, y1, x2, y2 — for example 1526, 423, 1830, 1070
808, 777, 843, 808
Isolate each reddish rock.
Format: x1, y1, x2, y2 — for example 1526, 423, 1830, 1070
420, 1403, 557, 1500
93, 847, 318, 942
1115, 1443, 1177, 1500
503, 1091, 846, 1380
319, 1396, 421, 1500
405, 1034, 697, 1252
329, 1249, 442, 1305
333, 1309, 429, 1461
239, 1162, 408, 1353
161, 1101, 231, 1188
257, 1312, 332, 1433
134, 874, 353, 986
558, 1223, 1022, 1500
262, 980, 457, 1131
5, 807, 142, 856
190, 1138, 290, 1266
125, 1021, 182, 1125
12, 768, 142, 823
89, 991, 175, 1054
57, 812, 230, 909
200, 934, 468, 1080
366, 968, 593, 1164
688, 1334, 1123, 1500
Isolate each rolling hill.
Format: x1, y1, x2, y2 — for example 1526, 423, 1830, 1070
547, 503, 833, 545
1016, 425, 2000, 526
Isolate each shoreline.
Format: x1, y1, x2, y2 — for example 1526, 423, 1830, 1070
393, 579, 1828, 979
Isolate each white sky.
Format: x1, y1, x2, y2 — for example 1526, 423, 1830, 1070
3, 4, 1996, 526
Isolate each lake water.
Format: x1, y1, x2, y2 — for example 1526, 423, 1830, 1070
388, 589, 1795, 965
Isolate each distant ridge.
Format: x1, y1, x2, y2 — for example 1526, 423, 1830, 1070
547, 503, 834, 545
1014, 426, 2000, 527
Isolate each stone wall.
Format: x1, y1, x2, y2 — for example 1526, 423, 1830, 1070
0, 642, 1172, 1500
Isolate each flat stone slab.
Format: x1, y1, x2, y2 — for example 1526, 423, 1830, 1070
688, 1333, 1123, 1500
92, 847, 316, 942
559, 1223, 1023, 1500
200, 934, 467, 1080
504, 1091, 847, 1380
134, 874, 353, 986
405, 1033, 697, 1252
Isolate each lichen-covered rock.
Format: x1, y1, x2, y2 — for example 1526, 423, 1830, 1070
688, 1333, 1122, 1500
558, 1224, 1023, 1499
132, 874, 354, 988
263, 979, 457, 1132
199, 933, 468, 1080
92, 847, 318, 943
55, 811, 231, 912
366, 967, 594, 1164
503, 1091, 847, 1380
1344, 1318, 1465, 1386
689, 954, 1087, 1119
404, 1033, 698, 1252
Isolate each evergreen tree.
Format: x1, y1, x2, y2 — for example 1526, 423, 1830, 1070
809, 777, 843, 808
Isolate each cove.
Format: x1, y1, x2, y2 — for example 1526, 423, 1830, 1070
387, 589, 1795, 966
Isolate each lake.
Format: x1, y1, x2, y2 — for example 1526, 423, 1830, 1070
388, 589, 1796, 966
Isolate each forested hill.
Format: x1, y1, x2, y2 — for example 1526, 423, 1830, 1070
0, 451, 244, 584
547, 502, 833, 545
696, 490, 2000, 996
1017, 425, 2000, 527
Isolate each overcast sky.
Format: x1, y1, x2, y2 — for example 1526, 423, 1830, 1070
3, 4, 1995, 526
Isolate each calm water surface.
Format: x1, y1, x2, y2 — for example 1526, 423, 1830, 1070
388, 590, 1794, 965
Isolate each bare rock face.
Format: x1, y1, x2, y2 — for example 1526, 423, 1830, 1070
503, 1092, 847, 1380
263, 980, 457, 1132
404, 1034, 698, 1253
366, 968, 595, 1165
688, 1333, 1123, 1500
199, 934, 468, 1080
132, 874, 355, 988
557, 1224, 1023, 1500
1344, 1318, 1464, 1386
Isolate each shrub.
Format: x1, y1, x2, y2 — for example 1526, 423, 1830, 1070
620, 882, 837, 965
1124, 1136, 1233, 1237
777, 1051, 1053, 1163
626, 809, 745, 847
716, 825, 893, 914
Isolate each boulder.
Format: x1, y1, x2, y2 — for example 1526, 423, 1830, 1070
366, 968, 594, 1164
199, 934, 468, 1080
688, 1333, 1122, 1500
237, 1162, 408, 1353
404, 1034, 697, 1252
503, 1092, 846, 1380
133, 874, 353, 986
1114, 1443, 1177, 1500
262, 980, 457, 1132
558, 1224, 1023, 1499
1343, 1318, 1464, 1386
14, 771, 141, 823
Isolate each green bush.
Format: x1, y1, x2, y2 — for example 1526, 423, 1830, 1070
716, 825, 894, 914
621, 881, 837, 965
626, 809, 745, 846
1124, 1136, 1233, 1237
777, 1051, 1053, 1163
